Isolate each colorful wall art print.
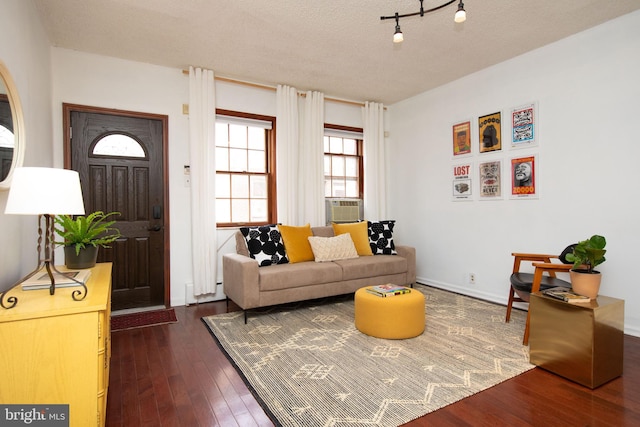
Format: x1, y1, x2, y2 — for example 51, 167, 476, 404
452, 163, 472, 201
511, 103, 537, 147
479, 160, 502, 199
452, 121, 471, 156
478, 112, 502, 153
511, 155, 537, 199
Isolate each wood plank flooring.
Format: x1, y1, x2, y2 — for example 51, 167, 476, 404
106, 299, 640, 427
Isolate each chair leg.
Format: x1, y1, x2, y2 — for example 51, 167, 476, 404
505, 287, 516, 322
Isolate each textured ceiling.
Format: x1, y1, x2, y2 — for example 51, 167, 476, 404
33, 0, 640, 105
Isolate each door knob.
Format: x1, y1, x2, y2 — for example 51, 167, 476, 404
148, 225, 161, 232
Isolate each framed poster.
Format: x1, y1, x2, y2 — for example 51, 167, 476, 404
478, 112, 502, 153
479, 160, 502, 199
452, 121, 471, 156
511, 102, 537, 148
452, 162, 472, 201
510, 155, 537, 199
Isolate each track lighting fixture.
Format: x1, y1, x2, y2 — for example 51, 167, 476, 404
393, 13, 404, 43
381, 0, 467, 43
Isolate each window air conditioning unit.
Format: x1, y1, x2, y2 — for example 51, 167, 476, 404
326, 198, 364, 225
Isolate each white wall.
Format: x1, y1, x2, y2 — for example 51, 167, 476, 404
388, 11, 640, 336
0, 0, 54, 291
50, 49, 364, 306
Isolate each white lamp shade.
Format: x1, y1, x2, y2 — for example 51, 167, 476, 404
4, 167, 86, 215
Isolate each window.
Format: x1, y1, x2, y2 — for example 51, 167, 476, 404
215, 109, 276, 227
92, 133, 146, 158
324, 125, 363, 199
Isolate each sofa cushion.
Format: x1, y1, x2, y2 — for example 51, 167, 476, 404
368, 220, 397, 255
258, 261, 343, 291
334, 255, 407, 281
332, 221, 373, 256
308, 233, 359, 262
239, 224, 288, 266
278, 223, 315, 263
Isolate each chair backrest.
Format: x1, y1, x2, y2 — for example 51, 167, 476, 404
559, 244, 578, 264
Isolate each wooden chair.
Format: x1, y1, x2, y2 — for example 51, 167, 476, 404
506, 246, 575, 345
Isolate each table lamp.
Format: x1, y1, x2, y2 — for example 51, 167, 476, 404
1, 167, 86, 309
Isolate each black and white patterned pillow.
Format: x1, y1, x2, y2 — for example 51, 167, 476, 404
239, 224, 289, 266
368, 220, 397, 255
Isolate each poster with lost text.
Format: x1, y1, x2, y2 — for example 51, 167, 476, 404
452, 163, 473, 201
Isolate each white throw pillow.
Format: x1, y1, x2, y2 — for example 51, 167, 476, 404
308, 233, 359, 262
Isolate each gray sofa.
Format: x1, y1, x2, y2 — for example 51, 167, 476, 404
222, 226, 416, 320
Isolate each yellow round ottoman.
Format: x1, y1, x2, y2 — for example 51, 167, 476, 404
354, 286, 425, 339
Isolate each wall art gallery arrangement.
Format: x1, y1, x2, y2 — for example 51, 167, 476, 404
452, 102, 538, 202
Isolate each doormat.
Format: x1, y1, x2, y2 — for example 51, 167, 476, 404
203, 285, 533, 427
111, 308, 177, 331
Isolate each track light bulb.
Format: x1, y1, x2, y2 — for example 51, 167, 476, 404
454, 1, 466, 23
394, 25, 404, 43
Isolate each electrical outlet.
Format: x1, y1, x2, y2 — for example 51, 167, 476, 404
469, 273, 476, 284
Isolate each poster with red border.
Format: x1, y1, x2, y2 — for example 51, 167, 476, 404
510, 155, 537, 199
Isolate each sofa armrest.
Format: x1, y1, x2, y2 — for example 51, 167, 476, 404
222, 253, 260, 310
395, 245, 416, 285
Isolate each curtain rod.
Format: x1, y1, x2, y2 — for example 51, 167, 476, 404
182, 69, 370, 108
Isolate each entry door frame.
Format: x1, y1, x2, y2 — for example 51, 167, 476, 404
62, 103, 171, 307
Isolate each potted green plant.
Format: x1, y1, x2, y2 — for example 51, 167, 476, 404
565, 234, 606, 298
54, 211, 121, 269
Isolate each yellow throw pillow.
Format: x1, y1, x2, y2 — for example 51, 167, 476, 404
277, 224, 315, 263
332, 221, 373, 256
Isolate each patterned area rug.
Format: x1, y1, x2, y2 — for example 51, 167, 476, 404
111, 308, 177, 331
202, 285, 533, 427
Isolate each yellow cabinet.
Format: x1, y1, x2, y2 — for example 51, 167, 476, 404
0, 263, 112, 427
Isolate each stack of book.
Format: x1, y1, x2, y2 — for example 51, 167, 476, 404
21, 268, 92, 291
542, 286, 591, 304
366, 284, 411, 298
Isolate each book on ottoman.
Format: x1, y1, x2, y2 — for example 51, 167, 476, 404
367, 284, 411, 297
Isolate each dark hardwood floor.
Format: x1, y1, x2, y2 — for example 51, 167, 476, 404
106, 300, 640, 427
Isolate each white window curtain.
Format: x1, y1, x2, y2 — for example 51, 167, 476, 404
298, 91, 325, 226
276, 85, 299, 225
188, 66, 217, 296
362, 101, 387, 220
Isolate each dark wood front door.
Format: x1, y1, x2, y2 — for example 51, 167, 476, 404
64, 104, 169, 311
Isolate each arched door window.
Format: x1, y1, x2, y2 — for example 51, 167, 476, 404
92, 133, 146, 158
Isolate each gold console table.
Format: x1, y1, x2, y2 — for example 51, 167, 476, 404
529, 292, 624, 388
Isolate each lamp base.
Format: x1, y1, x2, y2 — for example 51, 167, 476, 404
0, 214, 88, 309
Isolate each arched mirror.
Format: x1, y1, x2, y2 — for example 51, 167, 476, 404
0, 60, 25, 190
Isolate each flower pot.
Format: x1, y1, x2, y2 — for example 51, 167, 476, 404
570, 269, 602, 299
64, 245, 99, 269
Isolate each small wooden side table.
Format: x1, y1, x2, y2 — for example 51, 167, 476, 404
529, 292, 624, 388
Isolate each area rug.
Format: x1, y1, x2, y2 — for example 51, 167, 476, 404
111, 308, 177, 331
202, 285, 533, 427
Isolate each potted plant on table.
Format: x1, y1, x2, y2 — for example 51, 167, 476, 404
565, 234, 606, 298
54, 211, 121, 269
